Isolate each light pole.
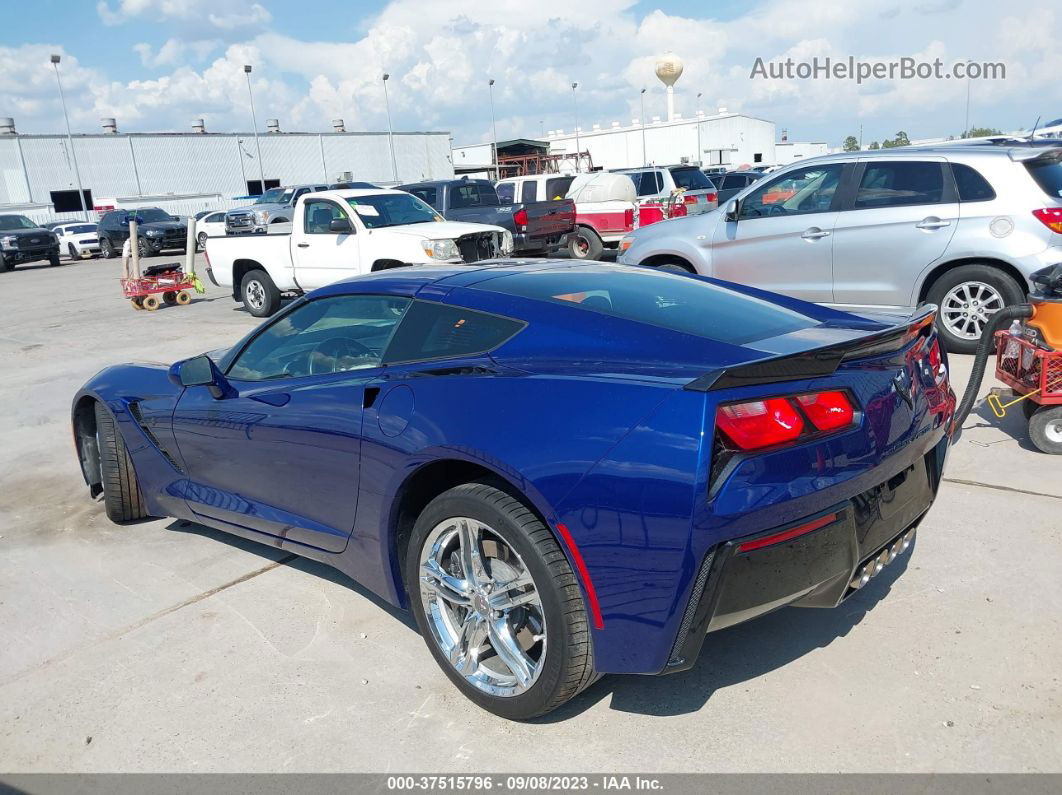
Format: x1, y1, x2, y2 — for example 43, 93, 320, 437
382, 73, 398, 183
50, 54, 88, 221
640, 88, 648, 166
571, 82, 580, 173
488, 78, 499, 180
243, 65, 266, 194
696, 91, 703, 165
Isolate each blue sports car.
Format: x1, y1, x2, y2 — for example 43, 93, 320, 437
72, 261, 956, 719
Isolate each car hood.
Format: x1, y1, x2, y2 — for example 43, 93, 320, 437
4, 227, 53, 238
139, 220, 186, 232
384, 221, 508, 239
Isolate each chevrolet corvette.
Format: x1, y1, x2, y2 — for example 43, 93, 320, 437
72, 261, 955, 719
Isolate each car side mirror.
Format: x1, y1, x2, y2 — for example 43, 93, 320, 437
725, 200, 739, 221
172, 355, 234, 399
329, 218, 353, 233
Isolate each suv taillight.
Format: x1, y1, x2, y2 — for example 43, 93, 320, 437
1033, 208, 1062, 233
716, 390, 857, 451
624, 208, 634, 228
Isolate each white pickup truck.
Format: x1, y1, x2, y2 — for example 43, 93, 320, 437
204, 188, 512, 316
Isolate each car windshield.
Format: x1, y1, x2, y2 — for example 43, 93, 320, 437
476, 267, 819, 346
255, 188, 285, 204
67, 224, 96, 234
129, 209, 173, 223
0, 215, 38, 230
344, 193, 442, 228
670, 167, 715, 190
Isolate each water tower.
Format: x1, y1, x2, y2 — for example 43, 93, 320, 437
655, 52, 684, 122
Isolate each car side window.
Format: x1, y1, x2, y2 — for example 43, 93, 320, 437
382, 301, 525, 365
738, 164, 843, 219
496, 183, 515, 204
521, 181, 537, 203
476, 183, 499, 207
303, 199, 350, 234
951, 163, 996, 202
451, 184, 481, 209
854, 161, 944, 209
227, 295, 410, 381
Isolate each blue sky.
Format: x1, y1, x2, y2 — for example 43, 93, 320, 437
1, 0, 1058, 146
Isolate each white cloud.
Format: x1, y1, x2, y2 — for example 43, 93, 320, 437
97, 0, 271, 31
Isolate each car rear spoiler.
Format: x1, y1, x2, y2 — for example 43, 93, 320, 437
684, 306, 936, 392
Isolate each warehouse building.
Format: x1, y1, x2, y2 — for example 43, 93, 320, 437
0, 118, 454, 223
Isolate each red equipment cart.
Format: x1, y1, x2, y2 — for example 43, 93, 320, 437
120, 265, 196, 311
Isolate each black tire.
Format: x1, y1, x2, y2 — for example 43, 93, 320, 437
926, 265, 1024, 354
241, 269, 281, 317
100, 237, 115, 259
68, 243, 78, 260
567, 227, 604, 260
1029, 405, 1062, 455
406, 481, 597, 720
0, 257, 11, 272
137, 237, 150, 259
93, 402, 148, 523
48, 251, 62, 267
657, 260, 695, 274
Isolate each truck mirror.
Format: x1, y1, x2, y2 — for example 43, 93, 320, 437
329, 218, 353, 234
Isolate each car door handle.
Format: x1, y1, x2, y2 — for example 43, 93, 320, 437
297, 242, 310, 248
801, 228, 831, 240
915, 219, 951, 230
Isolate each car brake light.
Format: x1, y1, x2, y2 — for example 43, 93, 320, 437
705, 192, 718, 203
1033, 208, 1062, 233
513, 207, 528, 227
927, 337, 945, 382
716, 398, 804, 451
684, 194, 698, 204
795, 391, 854, 431
624, 208, 634, 228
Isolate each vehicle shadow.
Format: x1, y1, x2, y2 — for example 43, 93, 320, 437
538, 545, 915, 721
165, 519, 417, 631
955, 402, 1038, 452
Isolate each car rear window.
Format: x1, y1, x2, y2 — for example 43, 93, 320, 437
670, 167, 714, 190
951, 163, 996, 201
496, 183, 515, 203
1026, 157, 1062, 198
476, 268, 819, 346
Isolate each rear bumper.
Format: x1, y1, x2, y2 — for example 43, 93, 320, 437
513, 231, 570, 253
663, 438, 946, 673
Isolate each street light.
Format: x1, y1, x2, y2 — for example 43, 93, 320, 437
488, 79, 499, 180
243, 65, 267, 195
50, 54, 88, 221
696, 92, 703, 165
382, 73, 398, 183
640, 88, 648, 166
571, 82, 580, 173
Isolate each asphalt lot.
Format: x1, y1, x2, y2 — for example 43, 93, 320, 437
0, 254, 1059, 773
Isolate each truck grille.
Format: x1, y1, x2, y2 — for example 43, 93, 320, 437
16, 236, 51, 250
457, 232, 501, 263
226, 213, 255, 231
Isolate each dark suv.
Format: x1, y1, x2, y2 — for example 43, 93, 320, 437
0, 214, 61, 271
98, 207, 188, 258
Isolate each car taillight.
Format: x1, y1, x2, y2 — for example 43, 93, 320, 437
716, 390, 857, 451
705, 192, 717, 203
624, 208, 634, 228
1033, 208, 1062, 233
684, 194, 698, 204
795, 391, 854, 431
716, 398, 804, 451
927, 337, 944, 381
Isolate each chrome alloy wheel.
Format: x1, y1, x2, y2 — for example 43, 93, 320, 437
418, 517, 545, 697
940, 281, 1005, 341
244, 279, 266, 312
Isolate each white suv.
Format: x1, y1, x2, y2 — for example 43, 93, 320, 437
618, 141, 1062, 352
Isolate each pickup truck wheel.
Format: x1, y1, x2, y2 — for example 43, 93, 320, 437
48, 252, 62, 267
0, 257, 12, 272
94, 401, 148, 524
567, 228, 603, 261
407, 481, 598, 720
241, 269, 281, 317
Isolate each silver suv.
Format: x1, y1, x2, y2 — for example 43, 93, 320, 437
618, 142, 1062, 352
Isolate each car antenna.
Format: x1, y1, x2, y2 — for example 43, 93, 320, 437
1029, 115, 1041, 141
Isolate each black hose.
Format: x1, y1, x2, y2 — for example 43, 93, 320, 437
951, 304, 1033, 433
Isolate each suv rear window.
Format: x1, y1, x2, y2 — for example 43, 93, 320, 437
476, 268, 818, 346
951, 163, 996, 201
1026, 157, 1062, 198
670, 167, 714, 190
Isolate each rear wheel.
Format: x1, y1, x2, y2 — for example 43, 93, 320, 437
142, 294, 161, 311
241, 269, 281, 317
93, 402, 148, 523
406, 481, 597, 720
657, 260, 695, 274
927, 265, 1024, 354
162, 291, 177, 305
1029, 405, 1062, 455
175, 290, 191, 305
567, 227, 603, 261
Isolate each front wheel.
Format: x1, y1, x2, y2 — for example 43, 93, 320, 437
100, 238, 115, 259
93, 402, 148, 523
48, 251, 62, 267
241, 269, 281, 317
927, 265, 1024, 354
1029, 405, 1062, 455
68, 243, 79, 260
406, 482, 597, 720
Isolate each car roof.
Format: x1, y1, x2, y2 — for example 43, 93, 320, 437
304, 188, 409, 200
787, 141, 1062, 167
